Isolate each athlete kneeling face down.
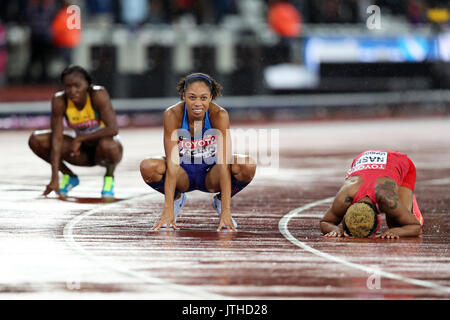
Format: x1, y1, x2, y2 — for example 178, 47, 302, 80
320, 150, 423, 239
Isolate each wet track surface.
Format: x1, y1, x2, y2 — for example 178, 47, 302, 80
0, 117, 449, 299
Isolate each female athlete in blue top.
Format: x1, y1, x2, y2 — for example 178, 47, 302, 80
140, 73, 256, 231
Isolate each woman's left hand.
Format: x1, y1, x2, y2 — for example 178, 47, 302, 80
217, 210, 236, 232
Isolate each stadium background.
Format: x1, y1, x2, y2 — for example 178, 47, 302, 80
0, 0, 449, 128
0, 0, 450, 303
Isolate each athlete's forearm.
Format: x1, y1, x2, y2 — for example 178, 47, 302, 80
385, 224, 422, 237
219, 164, 231, 212
75, 126, 118, 143
163, 165, 177, 211
48, 112, 65, 181
49, 133, 63, 182
50, 155, 61, 181
320, 205, 345, 235
320, 221, 343, 235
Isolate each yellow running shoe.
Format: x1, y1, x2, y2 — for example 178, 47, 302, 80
101, 176, 114, 198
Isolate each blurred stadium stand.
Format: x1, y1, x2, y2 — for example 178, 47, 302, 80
0, 0, 450, 128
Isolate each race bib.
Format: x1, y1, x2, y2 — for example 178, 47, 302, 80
178, 128, 218, 164
347, 151, 388, 175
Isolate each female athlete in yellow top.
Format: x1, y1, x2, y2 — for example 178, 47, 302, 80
29, 65, 123, 198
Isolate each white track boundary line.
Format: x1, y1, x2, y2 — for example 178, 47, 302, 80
63, 193, 229, 299
279, 197, 450, 294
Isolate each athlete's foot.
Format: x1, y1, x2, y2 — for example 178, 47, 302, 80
161, 193, 187, 229
101, 176, 115, 198
60, 174, 79, 196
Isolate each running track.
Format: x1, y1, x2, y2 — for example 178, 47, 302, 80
0, 117, 449, 299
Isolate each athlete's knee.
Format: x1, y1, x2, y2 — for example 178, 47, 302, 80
28, 132, 38, 150
28, 131, 48, 152
140, 158, 166, 183
97, 138, 115, 153
232, 156, 256, 182
97, 138, 122, 163
240, 163, 257, 181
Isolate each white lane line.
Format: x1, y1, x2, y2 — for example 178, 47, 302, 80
279, 197, 450, 294
422, 178, 450, 185
63, 193, 229, 299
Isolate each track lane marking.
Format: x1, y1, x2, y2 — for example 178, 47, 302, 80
63, 193, 229, 299
279, 197, 450, 294
65, 185, 450, 297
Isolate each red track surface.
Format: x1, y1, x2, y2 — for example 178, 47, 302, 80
0, 117, 449, 299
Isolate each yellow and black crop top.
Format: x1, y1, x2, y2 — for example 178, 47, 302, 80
64, 93, 105, 134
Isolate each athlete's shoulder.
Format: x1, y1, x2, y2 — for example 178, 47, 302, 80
209, 102, 228, 118
89, 85, 109, 98
92, 85, 105, 90
209, 103, 229, 128
89, 85, 114, 111
51, 90, 66, 110
209, 102, 227, 112
342, 176, 363, 198
50, 91, 68, 117
53, 90, 65, 100
164, 101, 184, 115
163, 101, 184, 127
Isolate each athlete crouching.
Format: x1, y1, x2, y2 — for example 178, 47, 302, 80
140, 73, 256, 231
29, 65, 123, 198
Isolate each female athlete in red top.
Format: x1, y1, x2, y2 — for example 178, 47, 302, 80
320, 150, 423, 239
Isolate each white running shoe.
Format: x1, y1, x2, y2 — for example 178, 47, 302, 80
161, 193, 186, 228
212, 194, 237, 228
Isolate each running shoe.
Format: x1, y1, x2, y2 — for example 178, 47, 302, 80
101, 176, 115, 198
60, 174, 79, 195
212, 194, 237, 228
161, 193, 186, 228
